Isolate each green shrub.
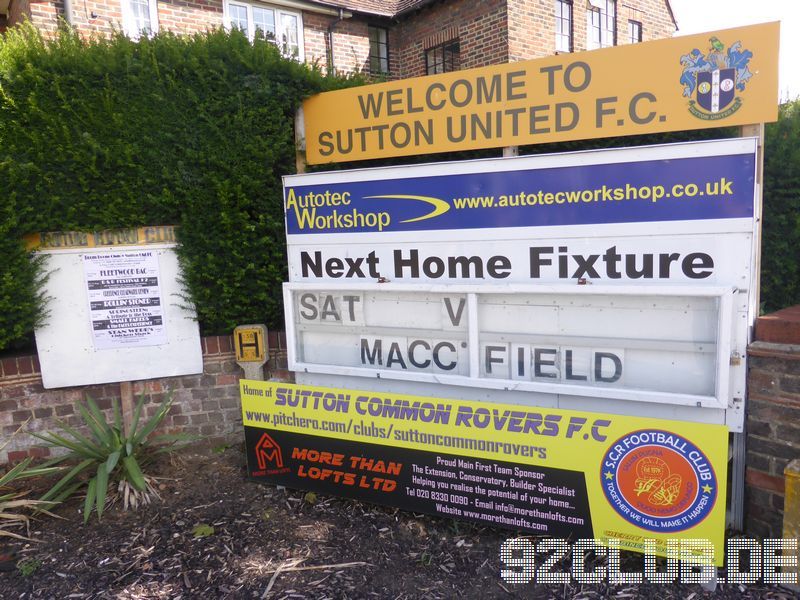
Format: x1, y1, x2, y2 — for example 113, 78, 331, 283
762, 99, 800, 312
0, 422, 58, 541
0, 24, 360, 349
32, 392, 192, 522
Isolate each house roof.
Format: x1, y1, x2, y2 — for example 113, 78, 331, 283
664, 0, 678, 30
313, 0, 430, 18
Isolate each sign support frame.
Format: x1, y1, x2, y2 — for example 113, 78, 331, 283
728, 122, 767, 530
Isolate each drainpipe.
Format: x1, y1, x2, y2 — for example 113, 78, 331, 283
326, 8, 345, 76
63, 0, 73, 25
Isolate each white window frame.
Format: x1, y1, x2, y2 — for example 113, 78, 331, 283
223, 0, 305, 61
628, 19, 642, 44
122, 0, 159, 40
554, 0, 573, 53
587, 0, 615, 50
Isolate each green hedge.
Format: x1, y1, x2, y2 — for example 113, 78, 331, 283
0, 24, 797, 352
0, 25, 358, 350
762, 100, 800, 313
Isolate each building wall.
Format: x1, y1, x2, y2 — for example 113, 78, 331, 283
618, 0, 675, 44
156, 0, 222, 35
506, 0, 550, 61
28, 0, 62, 35
0, 333, 292, 465
7, 1, 676, 77
506, 0, 676, 61
300, 12, 395, 76
393, 0, 509, 79
302, 10, 332, 70
19, 0, 221, 37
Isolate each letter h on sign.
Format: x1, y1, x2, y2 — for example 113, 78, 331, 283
234, 324, 268, 363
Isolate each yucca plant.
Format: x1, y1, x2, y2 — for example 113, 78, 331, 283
0, 422, 59, 541
32, 391, 193, 522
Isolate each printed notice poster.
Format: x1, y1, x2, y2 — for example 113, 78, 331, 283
241, 380, 729, 564
83, 250, 167, 349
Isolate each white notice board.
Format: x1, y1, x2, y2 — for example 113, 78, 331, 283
34, 239, 202, 389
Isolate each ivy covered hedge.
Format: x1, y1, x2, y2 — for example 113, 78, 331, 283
0, 25, 358, 351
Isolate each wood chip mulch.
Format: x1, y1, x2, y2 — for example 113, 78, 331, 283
1, 445, 797, 599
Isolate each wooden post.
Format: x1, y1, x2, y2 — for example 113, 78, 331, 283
295, 107, 307, 175
120, 381, 135, 436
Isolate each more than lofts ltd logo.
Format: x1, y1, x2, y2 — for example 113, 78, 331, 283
252, 432, 291, 477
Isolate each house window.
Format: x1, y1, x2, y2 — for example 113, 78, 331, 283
426, 40, 459, 75
587, 0, 615, 49
122, 0, 158, 39
225, 1, 304, 60
369, 26, 389, 74
554, 0, 572, 53
628, 20, 642, 44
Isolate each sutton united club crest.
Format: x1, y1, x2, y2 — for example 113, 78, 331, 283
680, 36, 754, 120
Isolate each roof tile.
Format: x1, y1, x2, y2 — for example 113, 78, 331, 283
314, 0, 430, 17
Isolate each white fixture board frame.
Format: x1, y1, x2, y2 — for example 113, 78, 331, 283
285, 282, 738, 424
283, 139, 759, 432
33, 244, 203, 389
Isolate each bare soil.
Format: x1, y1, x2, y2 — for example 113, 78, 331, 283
1, 445, 797, 599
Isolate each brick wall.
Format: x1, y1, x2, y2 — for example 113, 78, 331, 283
9, 0, 676, 77
745, 306, 800, 538
304, 12, 401, 77
507, 0, 550, 61
506, 0, 676, 59
60, 0, 120, 37
25, 0, 222, 38
14, 0, 363, 73
620, 0, 675, 44
0, 333, 292, 465
394, 0, 508, 79
303, 11, 332, 71
330, 16, 372, 74
157, 0, 222, 35
28, 0, 62, 35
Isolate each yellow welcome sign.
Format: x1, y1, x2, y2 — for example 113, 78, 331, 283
303, 22, 779, 164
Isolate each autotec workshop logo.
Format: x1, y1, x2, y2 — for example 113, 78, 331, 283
601, 429, 717, 532
679, 36, 753, 120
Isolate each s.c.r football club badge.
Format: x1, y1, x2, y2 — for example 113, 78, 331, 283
680, 36, 754, 121
601, 429, 717, 533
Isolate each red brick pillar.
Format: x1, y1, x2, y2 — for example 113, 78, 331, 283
745, 306, 800, 537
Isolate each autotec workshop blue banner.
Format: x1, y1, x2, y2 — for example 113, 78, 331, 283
284, 153, 755, 235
